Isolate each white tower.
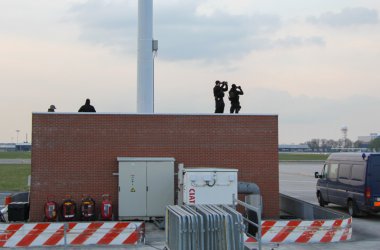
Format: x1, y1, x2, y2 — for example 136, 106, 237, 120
341, 126, 348, 148
137, 0, 155, 113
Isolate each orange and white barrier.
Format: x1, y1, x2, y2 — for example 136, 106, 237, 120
0, 222, 143, 248
245, 218, 352, 244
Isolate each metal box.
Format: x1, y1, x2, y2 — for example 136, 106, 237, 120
8, 202, 30, 222
178, 167, 238, 205
117, 157, 175, 219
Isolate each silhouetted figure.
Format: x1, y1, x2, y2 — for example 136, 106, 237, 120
213, 80, 221, 113
78, 99, 96, 112
48, 105, 56, 112
229, 84, 244, 114
213, 80, 228, 113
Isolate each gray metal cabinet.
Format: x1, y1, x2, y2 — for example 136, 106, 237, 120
117, 157, 175, 220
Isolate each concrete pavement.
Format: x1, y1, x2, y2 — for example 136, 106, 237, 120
0, 159, 31, 164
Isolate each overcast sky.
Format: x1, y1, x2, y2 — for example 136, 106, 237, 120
1, 0, 380, 144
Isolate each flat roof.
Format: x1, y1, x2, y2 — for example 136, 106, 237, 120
33, 112, 278, 116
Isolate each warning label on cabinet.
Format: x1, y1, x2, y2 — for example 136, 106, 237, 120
130, 174, 136, 192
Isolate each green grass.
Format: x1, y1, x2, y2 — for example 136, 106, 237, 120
0, 152, 327, 192
0, 151, 31, 159
279, 153, 329, 161
0, 164, 31, 191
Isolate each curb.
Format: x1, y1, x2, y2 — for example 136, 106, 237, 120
0, 222, 144, 248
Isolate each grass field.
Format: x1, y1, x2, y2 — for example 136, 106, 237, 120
0, 152, 326, 191
279, 153, 329, 161
0, 164, 31, 191
0, 151, 31, 159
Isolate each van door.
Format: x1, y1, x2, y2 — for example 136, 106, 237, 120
350, 163, 366, 209
337, 163, 352, 206
327, 163, 340, 204
367, 155, 380, 206
318, 164, 329, 202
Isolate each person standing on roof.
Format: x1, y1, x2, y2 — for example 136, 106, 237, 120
228, 84, 244, 114
213, 80, 228, 113
78, 99, 96, 112
48, 105, 56, 112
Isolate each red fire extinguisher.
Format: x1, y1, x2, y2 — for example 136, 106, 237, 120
44, 195, 58, 222
100, 194, 113, 221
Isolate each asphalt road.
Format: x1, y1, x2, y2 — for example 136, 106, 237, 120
0, 159, 30, 164
280, 161, 380, 247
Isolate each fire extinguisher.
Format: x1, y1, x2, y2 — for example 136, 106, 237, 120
100, 194, 113, 221
44, 195, 58, 222
80, 195, 96, 221
61, 195, 77, 221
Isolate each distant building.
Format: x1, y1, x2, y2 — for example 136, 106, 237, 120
16, 143, 32, 151
279, 144, 311, 152
358, 133, 379, 143
0, 143, 31, 152
0, 143, 16, 152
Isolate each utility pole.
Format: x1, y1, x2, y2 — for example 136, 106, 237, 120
137, 0, 156, 114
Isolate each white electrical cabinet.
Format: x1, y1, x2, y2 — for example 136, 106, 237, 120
117, 157, 175, 220
178, 166, 238, 205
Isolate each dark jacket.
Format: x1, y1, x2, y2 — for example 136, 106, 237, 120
78, 104, 96, 112
229, 87, 244, 103
78, 99, 96, 112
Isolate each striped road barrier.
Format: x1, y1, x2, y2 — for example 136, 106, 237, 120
0, 221, 144, 248
245, 217, 352, 244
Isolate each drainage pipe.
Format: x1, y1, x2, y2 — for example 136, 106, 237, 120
238, 181, 260, 195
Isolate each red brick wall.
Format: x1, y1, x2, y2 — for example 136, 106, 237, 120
31, 113, 278, 221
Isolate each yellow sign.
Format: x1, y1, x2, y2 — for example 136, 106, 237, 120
130, 187, 136, 192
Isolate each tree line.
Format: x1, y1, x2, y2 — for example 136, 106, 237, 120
304, 138, 380, 152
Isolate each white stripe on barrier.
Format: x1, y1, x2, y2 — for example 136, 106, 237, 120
5, 224, 31, 247
86, 222, 111, 244
30, 223, 62, 247
261, 220, 288, 242
309, 221, 328, 243
61, 222, 85, 245
111, 222, 139, 245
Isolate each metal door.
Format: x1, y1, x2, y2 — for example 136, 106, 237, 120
119, 161, 147, 217
147, 161, 174, 216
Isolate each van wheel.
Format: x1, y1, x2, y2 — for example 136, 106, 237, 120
317, 192, 326, 207
348, 199, 360, 217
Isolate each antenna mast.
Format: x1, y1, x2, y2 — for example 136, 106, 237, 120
137, 0, 155, 114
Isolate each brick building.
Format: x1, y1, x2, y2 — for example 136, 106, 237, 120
30, 113, 278, 221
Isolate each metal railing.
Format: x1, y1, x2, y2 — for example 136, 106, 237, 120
280, 193, 350, 220
165, 204, 245, 250
233, 194, 262, 250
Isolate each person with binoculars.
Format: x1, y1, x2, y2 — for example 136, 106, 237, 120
213, 80, 229, 113
228, 84, 244, 114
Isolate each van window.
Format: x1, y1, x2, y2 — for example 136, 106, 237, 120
322, 164, 328, 178
328, 163, 339, 179
338, 164, 351, 179
351, 164, 365, 181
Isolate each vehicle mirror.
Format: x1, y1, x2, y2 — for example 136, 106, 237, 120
314, 172, 320, 179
